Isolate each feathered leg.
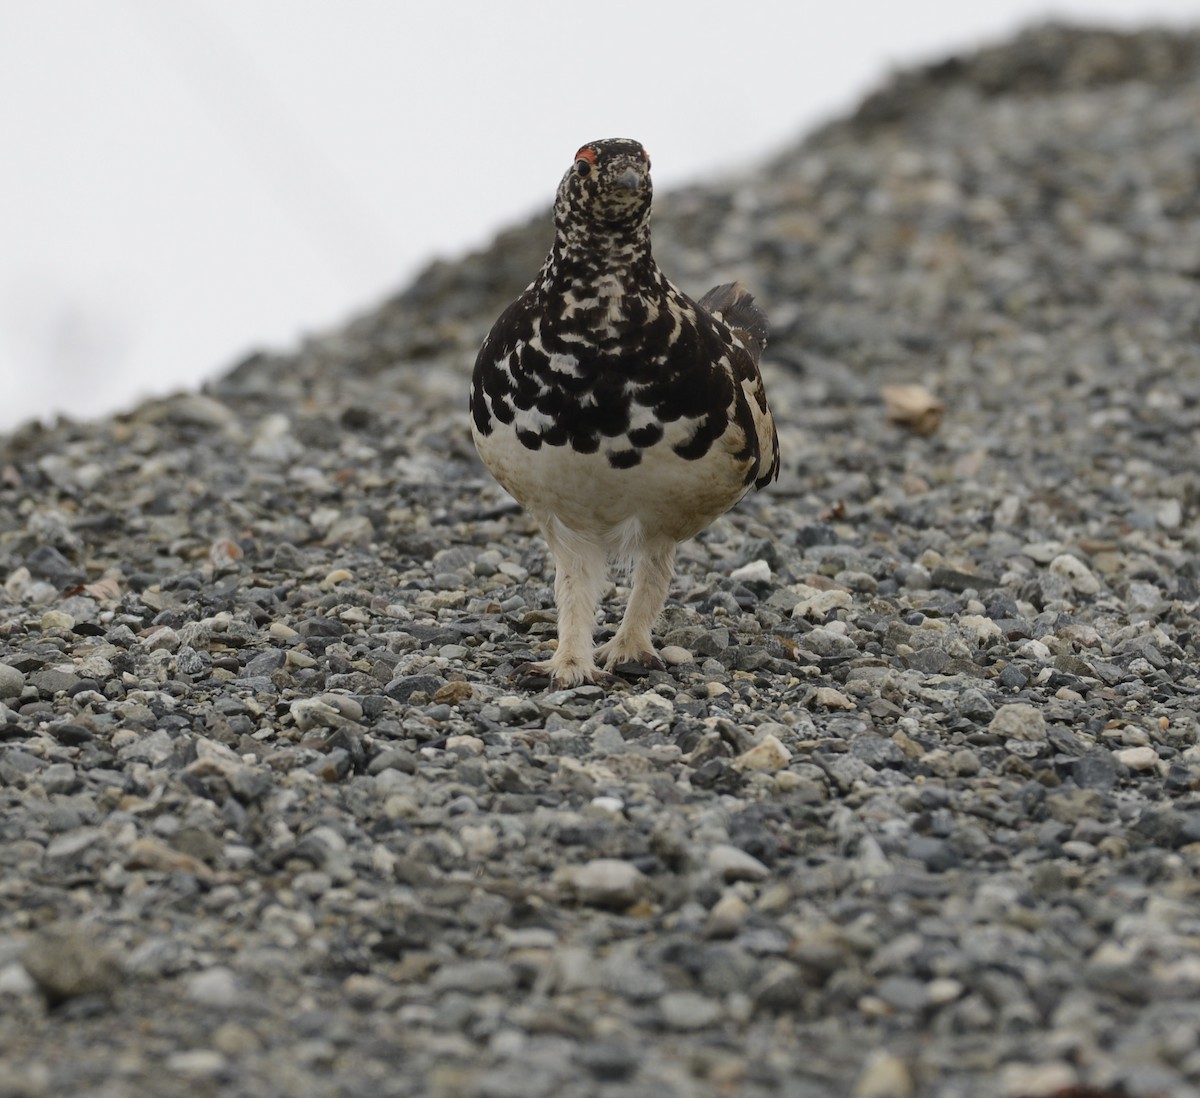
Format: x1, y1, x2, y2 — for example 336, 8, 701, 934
516, 517, 613, 688
595, 538, 676, 671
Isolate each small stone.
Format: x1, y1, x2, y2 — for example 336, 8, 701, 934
734, 734, 792, 771
1017, 638, 1051, 661
165, 1050, 228, 1078
875, 975, 929, 1011
803, 627, 860, 658
998, 664, 1029, 689
1075, 753, 1118, 792
958, 615, 1002, 646
854, 1051, 915, 1098
907, 836, 960, 872
587, 795, 625, 817
0, 663, 25, 699
39, 609, 75, 632
659, 989, 724, 1030
1045, 788, 1105, 824
565, 859, 647, 909
21, 924, 123, 1006
142, 625, 180, 652
952, 748, 982, 776
45, 827, 104, 861
705, 892, 750, 939
459, 823, 499, 860
659, 645, 693, 666
622, 691, 674, 724
811, 687, 856, 710
325, 510, 376, 547
998, 1061, 1078, 1098
30, 668, 80, 697
126, 838, 213, 879
730, 559, 771, 584
212, 1022, 263, 1056
753, 962, 809, 1013
1115, 745, 1162, 773
1048, 554, 1101, 595
432, 681, 473, 704
925, 978, 964, 1005
0, 961, 36, 997
989, 703, 1046, 741
430, 959, 516, 994
185, 966, 241, 1008
709, 844, 770, 882
290, 697, 355, 731
576, 1040, 641, 1082
792, 588, 853, 621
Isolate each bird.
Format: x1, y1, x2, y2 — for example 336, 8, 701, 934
470, 138, 779, 689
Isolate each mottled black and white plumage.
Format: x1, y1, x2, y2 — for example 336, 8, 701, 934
470, 138, 779, 688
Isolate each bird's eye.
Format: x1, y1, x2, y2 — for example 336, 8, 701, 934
574, 146, 598, 177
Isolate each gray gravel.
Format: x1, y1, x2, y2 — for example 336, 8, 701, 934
3, 22, 1200, 1098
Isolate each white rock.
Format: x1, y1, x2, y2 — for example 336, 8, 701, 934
566, 859, 647, 908
792, 588, 853, 621
185, 966, 241, 1008
854, 1051, 915, 1098
812, 687, 856, 710
1127, 581, 1163, 609
1048, 553, 1101, 595
925, 977, 964, 1005
1156, 498, 1183, 529
0, 961, 36, 996
290, 697, 353, 731
1022, 541, 1068, 564
704, 892, 750, 938
459, 823, 499, 861
1115, 745, 1162, 773
1017, 638, 1051, 661
4, 566, 32, 599
735, 734, 793, 771
709, 843, 770, 883
998, 1061, 1077, 1098
0, 663, 25, 699
249, 413, 302, 461
39, 609, 75, 632
730, 559, 771, 584
989, 703, 1046, 741
659, 989, 725, 1030
165, 1050, 228, 1078
659, 645, 693, 666
621, 691, 674, 725
957, 615, 1002, 646
587, 796, 625, 817
142, 625, 180, 652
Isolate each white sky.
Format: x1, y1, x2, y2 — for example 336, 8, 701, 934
3, 1, 1196, 431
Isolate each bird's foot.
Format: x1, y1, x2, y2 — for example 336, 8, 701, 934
595, 639, 666, 674
513, 659, 620, 691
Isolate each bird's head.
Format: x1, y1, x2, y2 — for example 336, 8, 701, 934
555, 138, 653, 231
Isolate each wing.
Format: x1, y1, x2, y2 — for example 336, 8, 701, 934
697, 282, 780, 490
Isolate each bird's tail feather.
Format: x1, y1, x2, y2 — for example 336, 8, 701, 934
697, 282, 768, 355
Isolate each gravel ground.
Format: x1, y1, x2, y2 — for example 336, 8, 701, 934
3, 23, 1200, 1098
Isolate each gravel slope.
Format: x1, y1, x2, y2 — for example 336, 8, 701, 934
2, 23, 1200, 1098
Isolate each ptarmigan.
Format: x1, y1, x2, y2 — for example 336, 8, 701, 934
470, 138, 779, 688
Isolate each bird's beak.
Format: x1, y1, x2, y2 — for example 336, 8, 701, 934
615, 167, 642, 192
